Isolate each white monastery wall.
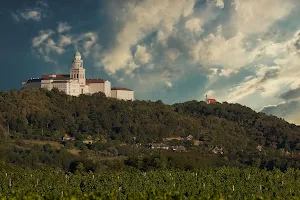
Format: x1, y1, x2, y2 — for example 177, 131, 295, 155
111, 90, 117, 99
88, 83, 104, 94
112, 90, 134, 101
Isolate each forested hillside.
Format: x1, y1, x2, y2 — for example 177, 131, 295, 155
0, 88, 300, 171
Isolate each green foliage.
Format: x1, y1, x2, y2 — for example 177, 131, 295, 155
0, 167, 300, 199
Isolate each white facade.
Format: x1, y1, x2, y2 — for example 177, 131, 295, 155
111, 88, 134, 101
22, 51, 133, 100
86, 80, 111, 97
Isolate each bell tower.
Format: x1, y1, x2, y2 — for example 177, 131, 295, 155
70, 51, 86, 85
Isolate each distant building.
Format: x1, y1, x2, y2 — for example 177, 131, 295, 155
83, 140, 93, 144
170, 145, 186, 151
211, 146, 224, 154
205, 95, 217, 104
186, 135, 194, 141
62, 135, 75, 141
22, 51, 134, 101
257, 145, 262, 151
149, 143, 169, 150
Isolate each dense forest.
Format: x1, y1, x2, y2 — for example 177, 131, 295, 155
0, 88, 300, 172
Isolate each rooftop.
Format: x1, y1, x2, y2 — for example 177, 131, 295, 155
111, 87, 133, 91
86, 78, 106, 84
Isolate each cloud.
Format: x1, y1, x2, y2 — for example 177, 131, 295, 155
205, 90, 215, 97
36, 1, 48, 8
232, 0, 295, 35
58, 35, 72, 47
11, 12, 20, 22
134, 45, 151, 64
190, 32, 253, 69
101, 0, 196, 73
32, 27, 100, 64
280, 87, 300, 101
227, 65, 281, 102
260, 100, 300, 125
19, 10, 41, 21
11, 1, 48, 22
208, 0, 224, 9
206, 68, 219, 86
32, 29, 55, 47
219, 69, 239, 77
75, 32, 98, 57
165, 48, 181, 61
185, 17, 204, 34
12, 10, 42, 22
165, 81, 173, 88
57, 22, 72, 33
45, 39, 65, 55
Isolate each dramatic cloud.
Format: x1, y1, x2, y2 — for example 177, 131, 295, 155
101, 0, 196, 73
260, 100, 300, 125
227, 65, 281, 102
191, 32, 253, 69
280, 87, 300, 101
57, 22, 72, 33
27, 0, 300, 124
233, 0, 294, 35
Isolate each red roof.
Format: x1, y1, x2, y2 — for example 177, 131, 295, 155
207, 98, 217, 103
86, 79, 105, 84
111, 87, 132, 91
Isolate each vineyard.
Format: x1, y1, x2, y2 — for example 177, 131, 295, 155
1, 167, 300, 199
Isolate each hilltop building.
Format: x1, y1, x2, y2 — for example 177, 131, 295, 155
22, 51, 134, 101
205, 95, 217, 104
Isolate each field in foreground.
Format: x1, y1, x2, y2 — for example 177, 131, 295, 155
1, 167, 300, 199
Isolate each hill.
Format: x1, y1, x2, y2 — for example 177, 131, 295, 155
0, 88, 300, 172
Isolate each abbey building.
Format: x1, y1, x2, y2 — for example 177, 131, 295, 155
22, 51, 134, 101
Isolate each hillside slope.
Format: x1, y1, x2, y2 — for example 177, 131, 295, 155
0, 88, 299, 171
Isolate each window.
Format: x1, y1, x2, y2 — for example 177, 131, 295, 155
77, 74, 78, 79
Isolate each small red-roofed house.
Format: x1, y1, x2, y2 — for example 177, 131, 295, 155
205, 94, 217, 104
207, 98, 217, 104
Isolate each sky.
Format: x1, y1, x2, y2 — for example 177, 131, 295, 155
1, 0, 300, 125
